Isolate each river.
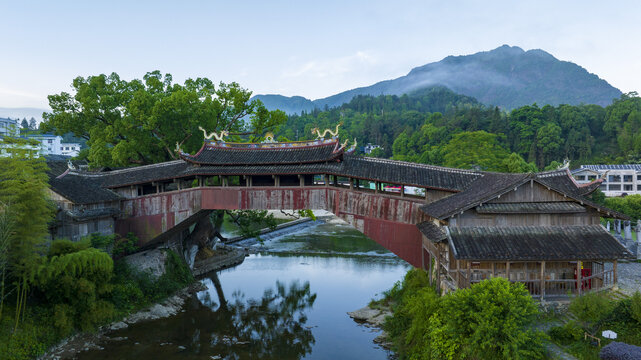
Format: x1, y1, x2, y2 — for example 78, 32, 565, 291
78, 217, 410, 360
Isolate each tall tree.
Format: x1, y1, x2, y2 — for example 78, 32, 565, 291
20, 118, 29, 130
28, 117, 37, 130
42, 71, 286, 168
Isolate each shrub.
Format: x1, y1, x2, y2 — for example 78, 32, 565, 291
569, 292, 614, 324
430, 278, 546, 360
630, 292, 641, 325
113, 232, 138, 258
599, 341, 641, 360
548, 320, 584, 345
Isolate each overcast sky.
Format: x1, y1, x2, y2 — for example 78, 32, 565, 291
1, 0, 640, 109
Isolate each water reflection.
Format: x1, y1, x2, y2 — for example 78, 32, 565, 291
194, 272, 317, 359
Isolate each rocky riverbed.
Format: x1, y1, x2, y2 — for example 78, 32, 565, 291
348, 305, 394, 349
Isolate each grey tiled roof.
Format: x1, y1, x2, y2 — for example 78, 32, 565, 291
581, 164, 641, 171
448, 225, 634, 261
417, 221, 447, 242
181, 141, 344, 166
420, 170, 627, 220
49, 173, 121, 204
475, 202, 586, 214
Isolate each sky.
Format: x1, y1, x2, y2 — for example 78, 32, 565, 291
1, 0, 640, 111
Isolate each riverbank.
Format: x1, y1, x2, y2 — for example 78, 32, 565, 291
41, 281, 206, 360
348, 305, 394, 349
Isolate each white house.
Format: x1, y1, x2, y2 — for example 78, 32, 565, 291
572, 165, 641, 196
27, 134, 81, 157
0, 118, 18, 137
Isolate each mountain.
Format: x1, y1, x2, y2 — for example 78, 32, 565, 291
254, 45, 622, 114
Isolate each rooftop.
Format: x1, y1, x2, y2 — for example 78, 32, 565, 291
448, 225, 634, 261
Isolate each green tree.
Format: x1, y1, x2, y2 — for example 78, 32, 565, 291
42, 71, 287, 168
0, 137, 54, 328
442, 131, 512, 171
430, 278, 545, 360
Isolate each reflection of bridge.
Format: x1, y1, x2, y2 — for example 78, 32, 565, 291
49, 135, 634, 291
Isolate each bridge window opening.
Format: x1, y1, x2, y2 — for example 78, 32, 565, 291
302, 174, 316, 186
227, 176, 243, 186
204, 176, 222, 186
336, 176, 350, 188
381, 183, 402, 194
164, 181, 178, 192
312, 175, 324, 185
138, 183, 157, 196
252, 175, 275, 186
279, 175, 300, 186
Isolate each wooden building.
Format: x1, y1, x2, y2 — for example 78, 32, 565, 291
418, 171, 634, 298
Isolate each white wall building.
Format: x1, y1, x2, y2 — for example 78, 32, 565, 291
572, 165, 641, 197
0, 117, 19, 137
363, 143, 381, 154
27, 134, 81, 157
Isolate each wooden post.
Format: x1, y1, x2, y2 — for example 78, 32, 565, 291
176, 180, 181, 191
349, 178, 354, 190
425, 188, 429, 201
577, 261, 582, 295
401, 185, 405, 197
333, 175, 338, 186
428, 251, 434, 286
540, 261, 546, 299
456, 259, 461, 287
299, 175, 304, 187
375, 181, 380, 194
613, 259, 618, 285
324, 174, 330, 186
491, 262, 495, 278
355, 178, 360, 189
434, 244, 441, 289
467, 261, 472, 288
506, 262, 510, 281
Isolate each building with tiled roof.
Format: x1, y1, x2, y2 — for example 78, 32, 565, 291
45, 131, 634, 297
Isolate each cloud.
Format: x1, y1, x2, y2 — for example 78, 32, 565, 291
283, 51, 378, 79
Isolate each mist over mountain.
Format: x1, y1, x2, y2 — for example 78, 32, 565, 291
254, 45, 622, 114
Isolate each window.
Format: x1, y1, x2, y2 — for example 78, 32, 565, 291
638, 184, 641, 191
574, 175, 586, 181
65, 147, 69, 150
624, 175, 633, 182
609, 175, 621, 182
588, 175, 597, 181
600, 184, 608, 191
60, 147, 63, 150
47, 139, 52, 144
637, 175, 641, 181
624, 184, 633, 191
609, 184, 622, 191
71, 147, 75, 150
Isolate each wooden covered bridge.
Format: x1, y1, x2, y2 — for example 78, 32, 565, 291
47, 131, 634, 298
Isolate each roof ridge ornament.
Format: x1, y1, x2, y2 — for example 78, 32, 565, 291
198, 126, 229, 141
311, 123, 342, 139
346, 138, 358, 154
558, 158, 570, 170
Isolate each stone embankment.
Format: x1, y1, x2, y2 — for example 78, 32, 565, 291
192, 245, 247, 276
347, 305, 394, 349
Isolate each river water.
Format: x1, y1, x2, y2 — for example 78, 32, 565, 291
79, 217, 410, 360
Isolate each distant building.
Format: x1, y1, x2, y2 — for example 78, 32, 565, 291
362, 143, 381, 154
0, 117, 19, 137
572, 165, 641, 196
27, 134, 81, 157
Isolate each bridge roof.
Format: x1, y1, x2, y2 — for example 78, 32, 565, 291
180, 139, 345, 166
447, 225, 633, 261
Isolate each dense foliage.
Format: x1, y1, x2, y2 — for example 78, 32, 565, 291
282, 90, 641, 172
548, 291, 641, 359
42, 71, 287, 168
380, 269, 545, 360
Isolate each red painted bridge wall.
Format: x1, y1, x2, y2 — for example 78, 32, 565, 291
116, 186, 426, 267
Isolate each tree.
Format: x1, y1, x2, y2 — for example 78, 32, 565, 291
0, 137, 54, 328
42, 71, 287, 168
442, 131, 512, 171
28, 117, 37, 131
20, 119, 28, 130
430, 278, 546, 360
